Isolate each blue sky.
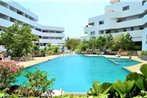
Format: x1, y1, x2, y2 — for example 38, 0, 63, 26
13, 0, 110, 38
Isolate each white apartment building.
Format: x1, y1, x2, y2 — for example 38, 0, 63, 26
83, 0, 147, 50
0, 0, 64, 50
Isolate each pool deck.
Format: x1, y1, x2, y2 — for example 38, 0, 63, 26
18, 54, 74, 68
18, 54, 65, 68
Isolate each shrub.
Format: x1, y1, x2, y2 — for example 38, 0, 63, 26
25, 69, 55, 93
88, 64, 147, 98
141, 51, 147, 55
0, 61, 23, 90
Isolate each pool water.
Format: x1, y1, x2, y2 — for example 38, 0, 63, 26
17, 55, 139, 92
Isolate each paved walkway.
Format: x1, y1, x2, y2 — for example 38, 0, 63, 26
18, 55, 60, 68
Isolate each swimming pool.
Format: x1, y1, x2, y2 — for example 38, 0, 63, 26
17, 55, 139, 92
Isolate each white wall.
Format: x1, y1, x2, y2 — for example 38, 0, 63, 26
83, 0, 147, 50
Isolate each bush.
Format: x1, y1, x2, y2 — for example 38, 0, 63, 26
141, 51, 147, 55
25, 69, 55, 93
88, 64, 147, 98
0, 61, 23, 90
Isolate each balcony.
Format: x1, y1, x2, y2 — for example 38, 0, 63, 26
110, 30, 142, 42
0, 5, 64, 33
115, 18, 143, 29
143, 14, 147, 24
108, 9, 144, 19
84, 25, 96, 32
39, 39, 64, 44
0, 18, 13, 27
143, 1, 147, 11
32, 29, 64, 38
0, 5, 40, 28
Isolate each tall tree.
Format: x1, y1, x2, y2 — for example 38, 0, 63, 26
119, 33, 133, 50
77, 39, 88, 52
88, 37, 97, 51
105, 34, 113, 49
111, 33, 133, 51
96, 36, 106, 50
0, 23, 39, 57
65, 38, 80, 51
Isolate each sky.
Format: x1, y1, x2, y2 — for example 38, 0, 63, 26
13, 0, 110, 38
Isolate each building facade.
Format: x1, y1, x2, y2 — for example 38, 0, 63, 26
83, 0, 147, 50
0, 0, 64, 51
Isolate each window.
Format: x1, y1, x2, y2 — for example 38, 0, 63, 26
56, 31, 62, 33
99, 31, 104, 34
123, 6, 129, 11
17, 10, 23, 15
0, 1, 8, 8
142, 0, 147, 5
38, 36, 42, 38
50, 30, 55, 33
139, 26, 144, 30
42, 30, 48, 32
131, 27, 134, 31
90, 31, 95, 35
35, 28, 41, 32
106, 30, 110, 34
84, 32, 88, 34
117, 19, 123, 23
99, 20, 104, 25
123, 29, 127, 32
88, 22, 94, 26
115, 30, 118, 33
10, 17, 16, 22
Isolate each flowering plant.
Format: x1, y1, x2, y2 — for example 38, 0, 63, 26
0, 61, 23, 90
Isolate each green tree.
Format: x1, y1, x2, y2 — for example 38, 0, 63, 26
42, 43, 60, 55
32, 44, 40, 55
105, 34, 113, 49
0, 23, 39, 57
120, 33, 133, 50
88, 37, 97, 51
65, 37, 80, 51
48, 45, 59, 54
77, 39, 88, 52
111, 37, 121, 51
111, 33, 133, 51
96, 36, 106, 51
